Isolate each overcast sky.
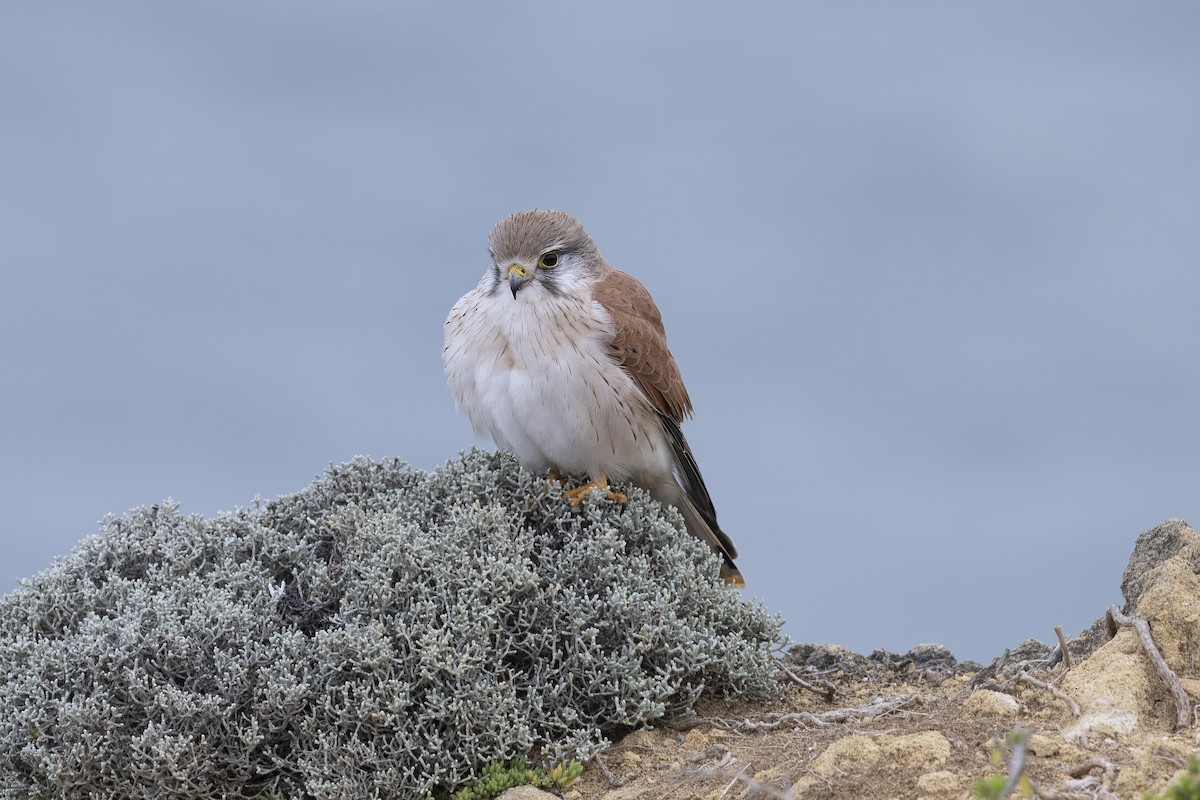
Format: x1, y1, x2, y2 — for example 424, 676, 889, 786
2, 2, 1197, 663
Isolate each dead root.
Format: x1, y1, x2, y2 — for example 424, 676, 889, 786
698, 694, 915, 733
1106, 604, 1192, 731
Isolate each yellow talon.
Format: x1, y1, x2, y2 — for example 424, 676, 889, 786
560, 473, 627, 507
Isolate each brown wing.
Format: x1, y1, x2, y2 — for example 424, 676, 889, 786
593, 264, 693, 421
596, 265, 742, 585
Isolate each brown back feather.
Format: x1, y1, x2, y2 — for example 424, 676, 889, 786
593, 264, 693, 422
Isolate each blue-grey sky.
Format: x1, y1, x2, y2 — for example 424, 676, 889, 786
2, 2, 1197, 663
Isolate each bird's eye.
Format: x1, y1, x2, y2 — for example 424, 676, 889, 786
537, 251, 559, 269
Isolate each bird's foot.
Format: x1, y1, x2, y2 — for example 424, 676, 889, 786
561, 473, 627, 507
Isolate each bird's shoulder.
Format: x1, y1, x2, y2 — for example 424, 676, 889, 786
593, 264, 667, 335
593, 263, 693, 421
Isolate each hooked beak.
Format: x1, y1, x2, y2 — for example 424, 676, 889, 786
506, 263, 532, 297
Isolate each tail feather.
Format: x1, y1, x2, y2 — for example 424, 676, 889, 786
655, 413, 744, 587
675, 491, 745, 587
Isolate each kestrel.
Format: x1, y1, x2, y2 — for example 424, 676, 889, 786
443, 210, 743, 586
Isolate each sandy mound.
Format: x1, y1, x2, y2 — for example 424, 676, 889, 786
508, 518, 1200, 800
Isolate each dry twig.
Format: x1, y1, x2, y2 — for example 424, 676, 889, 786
718, 762, 750, 799
1054, 625, 1072, 670
1039, 779, 1119, 800
1044, 757, 1122, 799
1016, 671, 1080, 718
776, 660, 836, 701
594, 750, 623, 787
700, 694, 915, 733
1150, 743, 1190, 770
689, 765, 794, 800
1067, 757, 1119, 780
686, 744, 734, 770
1106, 604, 1192, 731
772, 662, 840, 700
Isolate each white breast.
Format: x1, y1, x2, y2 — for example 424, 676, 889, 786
443, 280, 673, 486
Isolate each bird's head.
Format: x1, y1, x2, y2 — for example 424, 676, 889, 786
487, 210, 604, 299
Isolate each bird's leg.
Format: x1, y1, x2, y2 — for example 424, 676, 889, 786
561, 473, 627, 507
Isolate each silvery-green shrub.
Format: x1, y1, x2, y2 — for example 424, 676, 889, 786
0, 450, 782, 799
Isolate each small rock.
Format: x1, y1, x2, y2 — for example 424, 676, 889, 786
906, 643, 960, 670
497, 787, 559, 800
1063, 553, 1195, 743
1027, 734, 1060, 757
681, 729, 710, 749
877, 731, 952, 770
789, 643, 872, 671
1121, 519, 1196, 608
916, 769, 964, 800
1128, 538, 1200, 676
963, 689, 1019, 717
872, 643, 979, 682
619, 728, 662, 749
810, 735, 882, 778
1069, 617, 1114, 663
1116, 765, 1155, 798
